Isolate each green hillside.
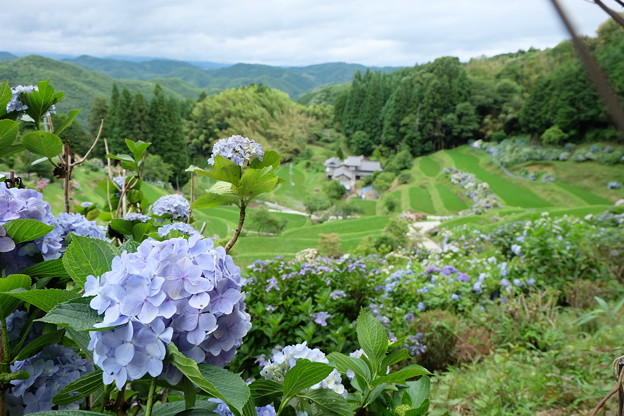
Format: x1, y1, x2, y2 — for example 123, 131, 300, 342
0, 55, 203, 123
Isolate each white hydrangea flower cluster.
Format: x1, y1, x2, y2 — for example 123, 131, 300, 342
260, 342, 345, 397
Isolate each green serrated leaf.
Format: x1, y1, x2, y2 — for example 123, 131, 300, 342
1, 143, 25, 157
167, 343, 250, 416
250, 150, 281, 169
327, 352, 371, 382
381, 349, 411, 370
52, 369, 104, 405
14, 330, 64, 362
37, 297, 110, 331
20, 80, 63, 127
54, 110, 81, 135
151, 400, 218, 416
371, 364, 430, 387
299, 389, 355, 416
62, 235, 117, 286
21, 258, 69, 278
283, 359, 334, 400
24, 411, 106, 416
193, 192, 240, 209
202, 155, 241, 186
0, 81, 11, 118
0, 274, 31, 319
132, 223, 153, 242
4, 219, 54, 244
250, 379, 282, 407
125, 139, 151, 161
0, 119, 19, 148
356, 310, 388, 372
239, 167, 279, 199
2, 288, 80, 312
119, 239, 140, 253
22, 131, 63, 158
65, 328, 93, 359
110, 219, 135, 236
403, 378, 430, 410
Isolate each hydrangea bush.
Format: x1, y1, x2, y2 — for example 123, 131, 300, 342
0, 81, 431, 416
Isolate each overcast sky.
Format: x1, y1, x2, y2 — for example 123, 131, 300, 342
2, 0, 615, 67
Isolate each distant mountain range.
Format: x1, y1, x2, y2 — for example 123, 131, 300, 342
0, 51, 401, 99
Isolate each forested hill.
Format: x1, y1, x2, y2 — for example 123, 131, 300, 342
0, 55, 201, 120
61, 55, 399, 98
332, 17, 624, 157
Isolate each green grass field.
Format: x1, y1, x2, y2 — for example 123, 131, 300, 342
419, 157, 441, 177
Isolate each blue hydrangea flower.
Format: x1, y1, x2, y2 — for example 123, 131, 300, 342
158, 222, 200, 238
38, 213, 109, 260
212, 399, 276, 416
151, 194, 190, 220
0, 183, 54, 225
85, 235, 251, 389
124, 213, 151, 222
0, 184, 55, 273
311, 312, 331, 327
208, 135, 264, 167
6, 85, 36, 113
7, 344, 93, 415
6, 310, 28, 341
0, 224, 16, 253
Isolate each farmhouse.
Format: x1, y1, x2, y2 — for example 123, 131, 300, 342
324, 155, 383, 190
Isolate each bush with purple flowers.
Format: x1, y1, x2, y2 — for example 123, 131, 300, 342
85, 235, 251, 387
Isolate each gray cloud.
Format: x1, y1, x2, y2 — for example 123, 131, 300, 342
3, 0, 613, 66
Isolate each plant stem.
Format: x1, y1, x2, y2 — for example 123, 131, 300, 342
0, 318, 10, 416
144, 378, 157, 416
225, 200, 246, 253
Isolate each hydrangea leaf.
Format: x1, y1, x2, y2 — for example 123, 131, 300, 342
371, 364, 430, 387
193, 192, 240, 209
22, 131, 64, 158
20, 80, 64, 126
327, 352, 371, 382
110, 219, 135, 236
380, 348, 411, 370
356, 309, 388, 372
250, 150, 281, 169
151, 400, 218, 416
37, 297, 113, 331
21, 258, 69, 278
2, 288, 80, 312
4, 219, 54, 244
282, 359, 334, 401
54, 109, 81, 135
0, 80, 11, 118
18, 411, 107, 415
0, 119, 19, 149
249, 379, 282, 407
132, 222, 153, 242
52, 369, 104, 406
239, 166, 281, 199
14, 330, 64, 362
199, 154, 241, 186
124, 139, 151, 161
167, 343, 251, 416
401, 378, 430, 410
299, 389, 356, 416
62, 235, 117, 286
0, 274, 31, 319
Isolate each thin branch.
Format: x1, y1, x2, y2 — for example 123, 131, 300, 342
104, 138, 114, 214
549, 0, 624, 137
593, 0, 624, 27
225, 200, 246, 253
74, 119, 104, 165
590, 364, 624, 416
